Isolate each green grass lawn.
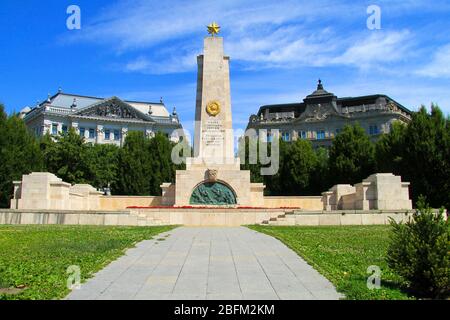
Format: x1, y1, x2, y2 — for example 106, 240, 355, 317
0, 225, 176, 300
248, 225, 413, 300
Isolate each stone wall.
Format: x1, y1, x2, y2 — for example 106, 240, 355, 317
322, 173, 412, 211
268, 209, 447, 226
2, 208, 439, 227
264, 196, 323, 210
99, 195, 322, 210
11, 172, 414, 213
0, 208, 287, 227
11, 173, 103, 211
9, 173, 326, 211
99, 196, 162, 210
269, 210, 416, 226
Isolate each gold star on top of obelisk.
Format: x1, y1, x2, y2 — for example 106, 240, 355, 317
207, 22, 220, 36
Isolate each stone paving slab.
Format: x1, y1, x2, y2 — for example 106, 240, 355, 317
66, 227, 344, 300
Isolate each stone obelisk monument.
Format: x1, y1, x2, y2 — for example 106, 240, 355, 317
161, 23, 265, 207
193, 26, 234, 164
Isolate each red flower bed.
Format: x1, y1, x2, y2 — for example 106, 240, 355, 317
126, 206, 301, 210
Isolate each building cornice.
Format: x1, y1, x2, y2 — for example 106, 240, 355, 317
23, 104, 181, 127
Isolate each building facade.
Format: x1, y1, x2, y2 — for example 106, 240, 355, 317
21, 91, 183, 145
246, 80, 412, 147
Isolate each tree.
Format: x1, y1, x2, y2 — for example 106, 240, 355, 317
280, 139, 318, 195
328, 124, 375, 186
0, 107, 43, 207
401, 105, 450, 209
375, 121, 407, 173
42, 128, 91, 184
113, 132, 178, 196
386, 197, 449, 299
113, 131, 152, 195
85, 143, 120, 189
147, 133, 177, 195
310, 147, 330, 194
239, 136, 263, 183
0, 103, 6, 122
239, 136, 331, 195
263, 138, 289, 195
376, 105, 450, 209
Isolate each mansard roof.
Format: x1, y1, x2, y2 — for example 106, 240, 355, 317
256, 81, 412, 118
38, 92, 170, 116
22, 91, 180, 125
257, 103, 307, 118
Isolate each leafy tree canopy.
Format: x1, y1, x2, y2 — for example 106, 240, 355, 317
42, 128, 91, 184
0, 111, 43, 207
329, 123, 375, 186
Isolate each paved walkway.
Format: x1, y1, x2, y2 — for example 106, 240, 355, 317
66, 227, 343, 300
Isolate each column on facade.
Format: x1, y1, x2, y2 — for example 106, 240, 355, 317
145, 128, 153, 139
121, 127, 128, 147
43, 119, 52, 135
96, 124, 103, 143
71, 122, 79, 134
292, 130, 298, 141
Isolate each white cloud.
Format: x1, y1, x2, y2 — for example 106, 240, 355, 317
225, 26, 337, 68
61, 0, 441, 82
57, 0, 450, 123
416, 44, 450, 78
332, 30, 412, 68
125, 56, 149, 72
124, 52, 197, 74
66, 0, 369, 73
71, 0, 327, 50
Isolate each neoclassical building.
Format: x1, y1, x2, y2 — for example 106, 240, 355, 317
246, 80, 412, 147
21, 90, 183, 145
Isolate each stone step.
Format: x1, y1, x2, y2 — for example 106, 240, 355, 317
268, 217, 296, 226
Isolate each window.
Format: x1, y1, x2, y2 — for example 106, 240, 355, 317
316, 130, 326, 140
105, 130, 110, 140
282, 132, 290, 142
267, 132, 273, 143
89, 128, 95, 139
79, 127, 85, 137
369, 125, 379, 135
114, 130, 121, 141
300, 131, 307, 139
62, 125, 68, 134
52, 124, 58, 135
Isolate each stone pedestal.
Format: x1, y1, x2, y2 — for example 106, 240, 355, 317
322, 184, 355, 211
322, 173, 412, 211
355, 173, 412, 210
10, 172, 103, 211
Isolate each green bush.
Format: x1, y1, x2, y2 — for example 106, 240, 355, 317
386, 198, 450, 299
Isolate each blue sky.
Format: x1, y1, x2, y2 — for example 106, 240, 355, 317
1, 0, 450, 135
